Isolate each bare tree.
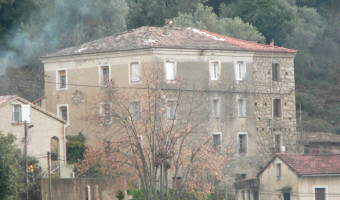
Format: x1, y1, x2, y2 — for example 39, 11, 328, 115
77, 64, 235, 200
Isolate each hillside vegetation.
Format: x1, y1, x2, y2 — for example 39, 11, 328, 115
0, 0, 339, 133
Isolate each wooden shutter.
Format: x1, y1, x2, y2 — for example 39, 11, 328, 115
165, 62, 175, 81
21, 104, 31, 123
315, 188, 325, 200
131, 63, 140, 82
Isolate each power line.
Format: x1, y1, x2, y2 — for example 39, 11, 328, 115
0, 74, 295, 95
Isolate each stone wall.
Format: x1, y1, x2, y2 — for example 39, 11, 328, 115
41, 178, 126, 200
253, 53, 298, 166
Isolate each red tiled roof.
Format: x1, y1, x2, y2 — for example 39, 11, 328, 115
42, 26, 297, 58
199, 29, 298, 53
0, 95, 66, 123
0, 95, 17, 105
277, 154, 340, 175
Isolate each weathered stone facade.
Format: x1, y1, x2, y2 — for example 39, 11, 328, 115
41, 27, 298, 197
253, 53, 298, 166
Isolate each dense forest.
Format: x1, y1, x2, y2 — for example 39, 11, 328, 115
0, 0, 339, 134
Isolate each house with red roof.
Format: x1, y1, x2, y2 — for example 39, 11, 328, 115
0, 95, 70, 177
235, 153, 340, 200
41, 25, 298, 196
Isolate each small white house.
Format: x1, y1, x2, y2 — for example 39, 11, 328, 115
0, 95, 67, 175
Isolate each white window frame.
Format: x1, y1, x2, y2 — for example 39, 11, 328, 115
12, 104, 21, 123
164, 60, 177, 82
275, 161, 282, 179
166, 99, 177, 120
272, 98, 282, 118
211, 132, 222, 149
313, 186, 328, 200
56, 68, 68, 91
209, 60, 221, 81
99, 102, 112, 124
98, 64, 111, 86
237, 132, 248, 154
211, 98, 221, 118
237, 98, 246, 118
234, 61, 246, 81
129, 62, 140, 83
57, 104, 69, 122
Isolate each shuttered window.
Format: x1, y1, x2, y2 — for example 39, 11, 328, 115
315, 188, 326, 200
273, 99, 282, 118
165, 61, 176, 81
131, 62, 140, 82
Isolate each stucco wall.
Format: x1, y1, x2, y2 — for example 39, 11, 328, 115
259, 157, 299, 200
299, 176, 340, 200
0, 99, 66, 171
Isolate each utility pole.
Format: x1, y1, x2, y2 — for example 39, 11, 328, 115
24, 121, 34, 200
48, 151, 52, 200
24, 121, 28, 200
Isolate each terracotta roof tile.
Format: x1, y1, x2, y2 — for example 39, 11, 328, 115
0, 95, 66, 124
42, 26, 297, 58
0, 95, 17, 105
277, 154, 340, 175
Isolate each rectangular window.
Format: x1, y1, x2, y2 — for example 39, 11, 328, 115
173, 177, 182, 189
100, 103, 112, 124
238, 133, 247, 153
315, 188, 326, 200
167, 100, 176, 119
130, 62, 140, 82
165, 61, 176, 81
272, 63, 280, 81
137, 135, 143, 146
276, 162, 282, 178
247, 190, 251, 200
275, 135, 281, 148
12, 105, 21, 122
253, 191, 259, 200
131, 101, 141, 120
284, 192, 291, 200
57, 104, 68, 121
212, 133, 221, 149
237, 99, 246, 117
57, 69, 67, 90
210, 61, 220, 80
273, 99, 282, 118
235, 61, 246, 81
242, 191, 245, 200
211, 98, 220, 118
99, 65, 110, 86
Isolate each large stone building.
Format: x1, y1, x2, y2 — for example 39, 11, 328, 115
41, 26, 298, 189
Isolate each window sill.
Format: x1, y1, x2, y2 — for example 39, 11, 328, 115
11, 122, 23, 125
129, 81, 141, 84
56, 88, 68, 92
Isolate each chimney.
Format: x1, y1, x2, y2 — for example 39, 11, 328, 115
270, 39, 274, 47
163, 20, 170, 35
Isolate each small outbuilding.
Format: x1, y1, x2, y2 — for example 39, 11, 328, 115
0, 95, 67, 175
235, 153, 340, 200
